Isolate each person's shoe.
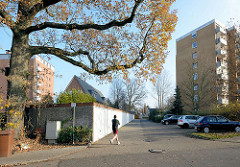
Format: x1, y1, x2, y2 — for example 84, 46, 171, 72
117, 141, 120, 145
109, 139, 113, 144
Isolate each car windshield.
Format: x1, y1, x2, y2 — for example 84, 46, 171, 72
196, 116, 204, 123
185, 115, 199, 120
171, 115, 180, 119
164, 115, 173, 119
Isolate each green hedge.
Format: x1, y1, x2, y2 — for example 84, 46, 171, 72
198, 102, 240, 121
57, 126, 92, 143
149, 109, 162, 123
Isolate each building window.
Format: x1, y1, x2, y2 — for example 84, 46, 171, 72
194, 84, 198, 91
193, 73, 198, 80
193, 62, 197, 69
193, 52, 197, 59
192, 32, 197, 38
192, 42, 197, 48
194, 95, 198, 102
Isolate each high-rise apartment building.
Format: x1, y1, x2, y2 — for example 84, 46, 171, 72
176, 19, 240, 112
0, 54, 54, 103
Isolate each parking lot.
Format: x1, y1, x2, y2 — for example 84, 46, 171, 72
22, 119, 240, 167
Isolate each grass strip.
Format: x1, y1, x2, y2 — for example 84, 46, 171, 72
191, 132, 240, 140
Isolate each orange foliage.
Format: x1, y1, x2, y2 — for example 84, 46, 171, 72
0, 0, 177, 82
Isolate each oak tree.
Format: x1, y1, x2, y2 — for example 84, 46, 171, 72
0, 0, 177, 135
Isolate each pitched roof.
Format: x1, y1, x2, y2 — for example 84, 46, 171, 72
66, 75, 105, 103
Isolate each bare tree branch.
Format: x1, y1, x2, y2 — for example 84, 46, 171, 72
28, 0, 61, 18
29, 45, 146, 75
25, 0, 143, 34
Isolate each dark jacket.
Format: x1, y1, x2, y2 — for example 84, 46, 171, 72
112, 118, 120, 131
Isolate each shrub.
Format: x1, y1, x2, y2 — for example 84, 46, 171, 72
57, 126, 92, 143
149, 109, 161, 123
154, 115, 162, 123
209, 102, 240, 121
57, 89, 96, 104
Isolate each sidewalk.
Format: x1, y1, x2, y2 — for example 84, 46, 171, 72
0, 145, 87, 166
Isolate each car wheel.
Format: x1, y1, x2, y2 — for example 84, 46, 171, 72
203, 127, 209, 133
183, 123, 189, 128
165, 121, 169, 125
235, 126, 240, 132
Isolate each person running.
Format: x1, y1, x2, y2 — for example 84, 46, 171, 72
110, 115, 120, 145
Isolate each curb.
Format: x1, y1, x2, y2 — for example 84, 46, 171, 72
186, 133, 240, 143
1, 146, 88, 166
186, 133, 212, 141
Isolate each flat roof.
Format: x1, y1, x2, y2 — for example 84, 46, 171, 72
0, 54, 55, 71
176, 19, 226, 42
0, 54, 11, 59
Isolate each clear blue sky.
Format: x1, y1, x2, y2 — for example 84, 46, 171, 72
1, 0, 240, 107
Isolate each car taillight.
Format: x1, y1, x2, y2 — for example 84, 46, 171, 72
198, 122, 202, 125
179, 120, 183, 122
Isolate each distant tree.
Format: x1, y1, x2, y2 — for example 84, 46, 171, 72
227, 27, 240, 102
41, 93, 54, 105
110, 80, 127, 110
180, 63, 215, 113
110, 79, 146, 111
165, 95, 175, 112
171, 86, 183, 115
124, 79, 147, 112
152, 70, 172, 109
57, 89, 96, 104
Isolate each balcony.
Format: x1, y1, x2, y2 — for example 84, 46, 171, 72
216, 38, 227, 48
222, 98, 229, 105
222, 74, 228, 80
35, 96, 41, 101
37, 82, 41, 87
37, 66, 42, 72
36, 90, 41, 94
216, 26, 226, 34
238, 89, 240, 94
217, 96, 229, 105
217, 73, 228, 81
220, 38, 227, 45
36, 74, 41, 79
216, 49, 227, 59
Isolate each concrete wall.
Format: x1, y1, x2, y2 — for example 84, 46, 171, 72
27, 103, 94, 131
93, 103, 134, 142
27, 103, 134, 143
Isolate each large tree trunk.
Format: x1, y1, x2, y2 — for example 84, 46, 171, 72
7, 33, 31, 138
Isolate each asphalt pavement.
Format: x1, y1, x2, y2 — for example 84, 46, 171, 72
1, 119, 240, 166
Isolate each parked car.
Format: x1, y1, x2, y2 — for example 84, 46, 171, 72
163, 114, 174, 120
194, 115, 240, 133
162, 115, 181, 125
178, 115, 199, 128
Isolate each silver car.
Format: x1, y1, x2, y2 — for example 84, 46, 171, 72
178, 115, 199, 128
